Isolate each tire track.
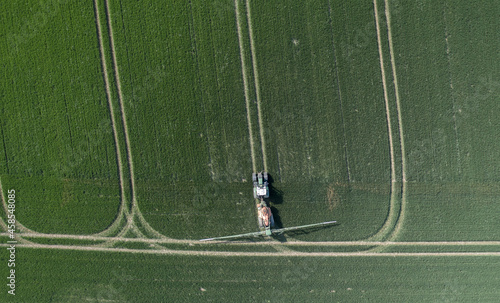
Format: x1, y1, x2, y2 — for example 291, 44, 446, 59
384, 0, 407, 242
9, 232, 500, 247
101, 0, 167, 240
235, 0, 257, 173
93, 0, 141, 242
385, 0, 406, 184
366, 0, 401, 242
373, 0, 396, 184
4, 242, 500, 258
93, 0, 128, 238
245, 0, 267, 171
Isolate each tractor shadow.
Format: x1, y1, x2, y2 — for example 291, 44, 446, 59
266, 173, 285, 241
271, 222, 340, 243
264, 173, 338, 242
271, 233, 287, 242
270, 206, 282, 229
284, 222, 340, 237
266, 173, 283, 205
270, 206, 286, 242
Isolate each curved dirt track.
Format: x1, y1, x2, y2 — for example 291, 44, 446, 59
383, 0, 408, 241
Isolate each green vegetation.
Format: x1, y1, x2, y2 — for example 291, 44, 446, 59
393, 0, 500, 182
106, 0, 391, 241
156, 242, 280, 253
1, 175, 119, 234
2, 0, 500, 302
398, 183, 500, 241
108, 0, 259, 239
22, 237, 106, 246
7, 249, 500, 302
0, 1, 120, 234
389, 0, 500, 240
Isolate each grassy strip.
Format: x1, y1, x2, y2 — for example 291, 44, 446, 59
148, 242, 279, 253
286, 245, 377, 253
329, 1, 390, 183
112, 241, 156, 250
22, 237, 106, 246
109, 0, 253, 183
0, 1, 118, 180
7, 248, 500, 302
388, 1, 500, 182
384, 245, 500, 253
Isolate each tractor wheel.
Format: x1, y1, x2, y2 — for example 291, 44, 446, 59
263, 172, 268, 181
252, 173, 257, 182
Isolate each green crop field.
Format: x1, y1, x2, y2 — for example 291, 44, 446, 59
4, 248, 500, 302
2, 0, 500, 302
0, 0, 120, 235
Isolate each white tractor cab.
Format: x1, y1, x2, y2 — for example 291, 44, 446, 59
252, 172, 269, 199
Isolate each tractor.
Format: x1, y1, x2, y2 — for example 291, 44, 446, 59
252, 171, 269, 200
199, 172, 337, 241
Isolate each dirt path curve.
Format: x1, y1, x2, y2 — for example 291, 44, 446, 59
365, 0, 401, 242
92, 0, 128, 238
99, 0, 169, 241
384, 0, 408, 242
